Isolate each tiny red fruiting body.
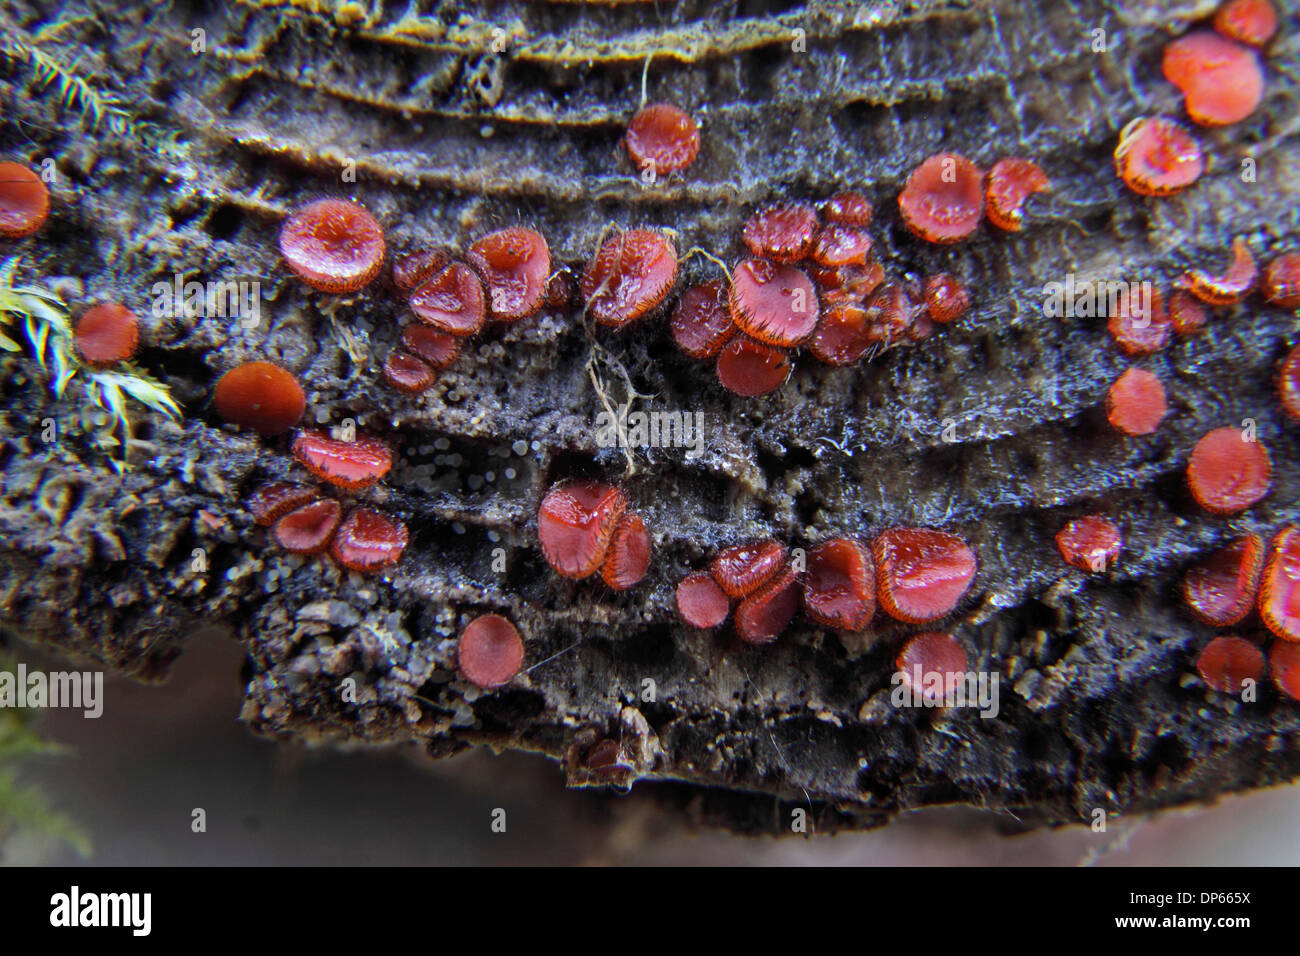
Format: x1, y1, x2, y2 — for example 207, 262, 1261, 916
1182, 534, 1264, 627
537, 481, 627, 579
715, 335, 792, 396
922, 273, 969, 324
624, 103, 700, 177
292, 430, 393, 491
391, 248, 449, 294
248, 482, 319, 527
1262, 252, 1300, 309
1108, 286, 1172, 356
1196, 635, 1266, 694
810, 224, 873, 268
812, 261, 884, 303
1186, 427, 1271, 514
710, 540, 787, 599
467, 227, 551, 322
873, 528, 977, 623
676, 571, 731, 628
728, 259, 819, 347
1261, 526, 1300, 642
409, 262, 485, 336
1270, 641, 1300, 700
895, 632, 969, 703
601, 513, 652, 590
279, 199, 385, 293
1114, 117, 1204, 196
897, 153, 984, 244
1214, 0, 1279, 46
0, 162, 50, 238
985, 157, 1050, 232
1106, 367, 1167, 436
734, 561, 801, 645
581, 229, 678, 328
401, 325, 461, 370
1055, 516, 1122, 573
1169, 290, 1208, 335
382, 351, 437, 394
802, 537, 875, 631
1278, 345, 1300, 421
820, 192, 872, 227
1178, 237, 1257, 305
213, 360, 305, 434
73, 303, 140, 369
273, 498, 342, 554
1163, 31, 1264, 126
741, 203, 819, 263
458, 614, 525, 689
330, 508, 409, 572
671, 280, 735, 358
807, 303, 872, 366
863, 282, 928, 344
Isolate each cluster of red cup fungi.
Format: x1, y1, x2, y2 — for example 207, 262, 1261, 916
898, 153, 1051, 244
247, 478, 408, 573
536, 480, 652, 590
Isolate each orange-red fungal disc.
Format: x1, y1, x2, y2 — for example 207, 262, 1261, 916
292, 430, 393, 491
1169, 289, 1208, 335
710, 540, 787, 599
1182, 533, 1265, 627
741, 203, 819, 263
1163, 31, 1264, 126
1055, 516, 1122, 573
986, 157, 1050, 232
1262, 252, 1300, 309
467, 227, 551, 322
330, 508, 409, 573
1178, 237, 1257, 305
676, 571, 731, 629
248, 482, 319, 527
803, 537, 875, 631
1261, 526, 1300, 642
1270, 640, 1300, 700
581, 229, 678, 328
1196, 635, 1266, 694
401, 324, 461, 370
1108, 286, 1172, 356
811, 224, 873, 268
671, 280, 735, 358
873, 528, 977, 624
734, 561, 801, 646
1106, 367, 1167, 436
716, 335, 792, 396
624, 103, 700, 177
820, 192, 872, 227
1186, 426, 1272, 514
895, 632, 969, 702
813, 261, 886, 305
382, 351, 436, 394
863, 282, 927, 344
601, 512, 652, 590
808, 303, 872, 366
279, 199, 385, 293
1114, 117, 1205, 196
1278, 345, 1300, 421
922, 273, 969, 324
729, 259, 819, 347
0, 162, 50, 238
537, 481, 627, 579
457, 614, 525, 689
213, 360, 305, 435
409, 262, 485, 336
897, 153, 984, 244
74, 303, 140, 369
391, 248, 449, 294
1215, 0, 1279, 46
272, 498, 342, 555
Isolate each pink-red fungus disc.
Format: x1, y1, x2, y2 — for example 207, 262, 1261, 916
1270, 641, 1300, 700
1055, 516, 1122, 573
803, 537, 875, 631
1182, 534, 1265, 627
467, 227, 551, 322
213, 360, 306, 434
73, 303, 140, 369
581, 229, 679, 328
728, 258, 819, 347
601, 513, 652, 590
1108, 286, 1172, 356
734, 562, 801, 646
1262, 253, 1300, 309
391, 248, 449, 294
676, 571, 731, 629
1106, 367, 1167, 436
409, 262, 485, 336
896, 632, 970, 703
715, 335, 792, 396
1169, 290, 1208, 335
821, 192, 872, 227
710, 540, 787, 599
741, 203, 820, 263
537, 481, 627, 579
671, 280, 735, 358
1196, 635, 1266, 694
458, 614, 525, 689
279, 199, 385, 293
863, 282, 928, 344
330, 508, 409, 573
401, 325, 461, 370
1261, 526, 1300, 642
813, 261, 885, 305
986, 157, 1050, 233
382, 351, 436, 394
1178, 237, 1257, 305
808, 304, 872, 366
624, 103, 700, 177
1215, 0, 1279, 46
0, 162, 50, 238
897, 153, 985, 244
1186, 426, 1272, 514
923, 273, 970, 324
248, 482, 319, 527
1163, 31, 1264, 126
1114, 117, 1204, 196
292, 430, 393, 491
272, 499, 342, 555
1278, 345, 1300, 421
811, 224, 873, 268
873, 528, 977, 624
